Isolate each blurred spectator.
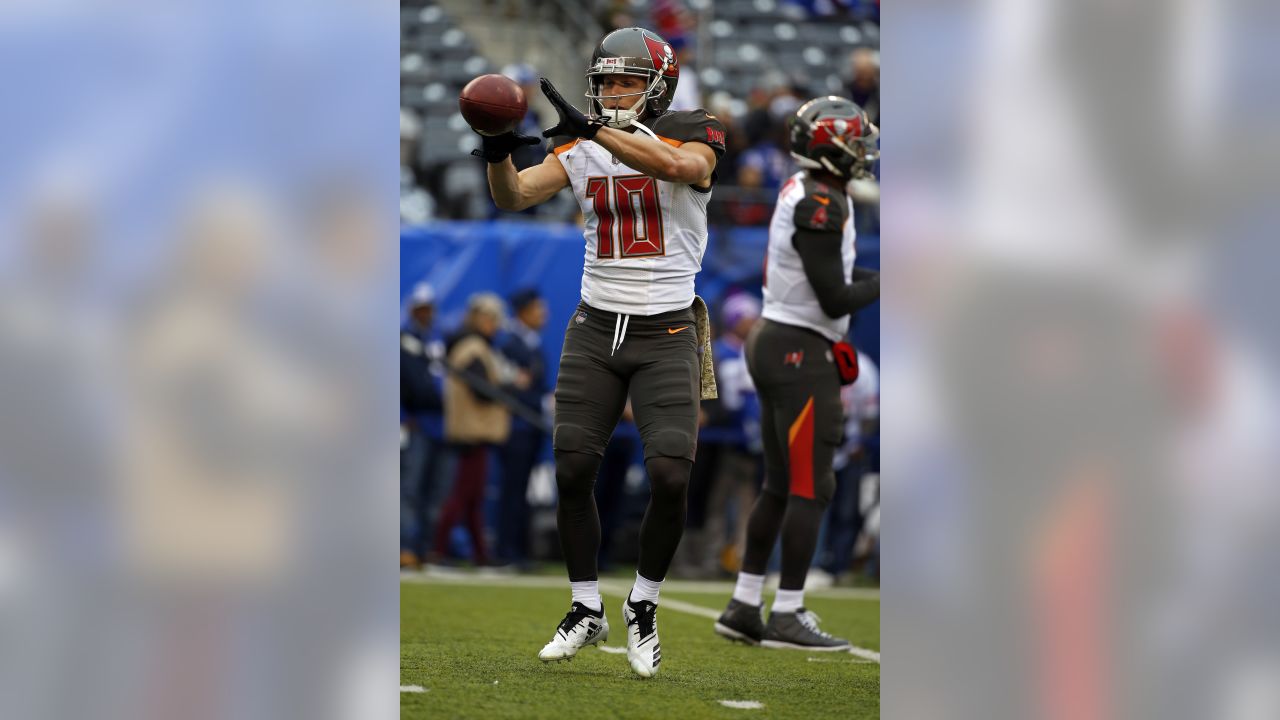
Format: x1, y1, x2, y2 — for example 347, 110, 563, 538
432, 293, 520, 565
819, 348, 880, 580
846, 46, 880, 126
708, 294, 765, 573
494, 288, 549, 568
400, 282, 450, 568
738, 123, 796, 195
680, 292, 765, 577
598, 0, 636, 33
400, 109, 434, 225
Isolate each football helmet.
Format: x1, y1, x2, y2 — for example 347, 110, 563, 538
787, 97, 879, 179
585, 27, 679, 129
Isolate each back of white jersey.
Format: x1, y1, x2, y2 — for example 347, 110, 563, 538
551, 109, 727, 316
762, 172, 857, 342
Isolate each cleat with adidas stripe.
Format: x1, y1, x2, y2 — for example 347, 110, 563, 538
538, 601, 609, 662
622, 596, 662, 678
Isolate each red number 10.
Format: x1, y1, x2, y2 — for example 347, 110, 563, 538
585, 175, 665, 259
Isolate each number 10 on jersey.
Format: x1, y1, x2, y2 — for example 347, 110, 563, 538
586, 175, 666, 259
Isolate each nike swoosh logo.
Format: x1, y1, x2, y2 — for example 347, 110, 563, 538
811, 195, 830, 205
668, 326, 689, 334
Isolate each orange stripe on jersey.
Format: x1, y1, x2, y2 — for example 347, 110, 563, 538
554, 139, 581, 155
656, 135, 684, 148
787, 396, 816, 499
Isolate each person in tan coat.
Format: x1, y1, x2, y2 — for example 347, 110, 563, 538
431, 293, 526, 565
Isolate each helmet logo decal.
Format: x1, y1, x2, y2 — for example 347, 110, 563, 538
807, 115, 862, 153
642, 34, 679, 77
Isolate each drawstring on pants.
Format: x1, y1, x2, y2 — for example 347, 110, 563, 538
610, 312, 630, 356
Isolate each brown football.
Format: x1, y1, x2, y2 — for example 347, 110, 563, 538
459, 74, 528, 136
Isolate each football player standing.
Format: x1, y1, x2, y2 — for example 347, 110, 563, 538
471, 27, 727, 678
714, 97, 880, 650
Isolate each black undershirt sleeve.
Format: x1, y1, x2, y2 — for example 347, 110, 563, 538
792, 227, 881, 318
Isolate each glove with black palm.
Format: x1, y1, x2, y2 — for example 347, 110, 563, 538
540, 78, 605, 141
470, 131, 541, 164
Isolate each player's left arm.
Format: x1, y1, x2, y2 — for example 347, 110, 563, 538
591, 128, 717, 185
793, 191, 880, 318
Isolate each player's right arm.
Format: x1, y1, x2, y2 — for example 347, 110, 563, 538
486, 152, 570, 212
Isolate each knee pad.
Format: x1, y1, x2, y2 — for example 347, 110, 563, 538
554, 449, 599, 499
553, 423, 591, 454
644, 457, 691, 500
645, 428, 695, 461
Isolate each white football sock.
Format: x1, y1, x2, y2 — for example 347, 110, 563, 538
570, 581, 602, 612
629, 572, 663, 604
771, 588, 804, 614
732, 572, 765, 607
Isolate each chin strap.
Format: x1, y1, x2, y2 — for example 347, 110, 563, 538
629, 121, 661, 142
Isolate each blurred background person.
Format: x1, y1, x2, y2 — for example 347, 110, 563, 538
816, 348, 880, 584
401, 109, 434, 225
431, 293, 524, 566
846, 46, 879, 127
400, 282, 449, 569
494, 288, 549, 569
680, 291, 764, 578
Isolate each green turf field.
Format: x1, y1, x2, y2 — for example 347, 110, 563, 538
401, 573, 879, 719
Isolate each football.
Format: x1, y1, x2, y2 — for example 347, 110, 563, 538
458, 74, 527, 136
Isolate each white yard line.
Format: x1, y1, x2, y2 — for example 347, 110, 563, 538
400, 685, 427, 693
718, 700, 765, 709
403, 572, 881, 665
402, 569, 879, 601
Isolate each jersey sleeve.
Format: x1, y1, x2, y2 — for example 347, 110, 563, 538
793, 186, 848, 234
655, 109, 728, 160
545, 134, 580, 156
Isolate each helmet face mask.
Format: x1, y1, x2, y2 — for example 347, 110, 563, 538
788, 97, 879, 180
587, 70, 662, 128
584, 27, 679, 129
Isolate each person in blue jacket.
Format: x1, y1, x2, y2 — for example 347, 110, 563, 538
400, 282, 452, 567
495, 288, 549, 567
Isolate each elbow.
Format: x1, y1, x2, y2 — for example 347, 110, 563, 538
659, 158, 700, 184
654, 160, 684, 183
815, 294, 846, 319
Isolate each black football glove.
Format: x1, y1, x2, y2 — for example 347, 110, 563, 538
470, 130, 541, 164
540, 77, 604, 140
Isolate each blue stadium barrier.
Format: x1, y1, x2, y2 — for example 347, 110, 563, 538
401, 220, 879, 377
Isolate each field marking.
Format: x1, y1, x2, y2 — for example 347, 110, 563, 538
400, 685, 428, 693
718, 700, 765, 709
402, 569, 879, 601
847, 647, 881, 662
808, 657, 878, 664
597, 645, 628, 654
403, 572, 881, 664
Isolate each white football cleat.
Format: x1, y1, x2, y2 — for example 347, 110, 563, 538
538, 601, 609, 662
622, 596, 661, 678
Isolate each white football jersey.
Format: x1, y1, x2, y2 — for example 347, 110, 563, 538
761, 171, 857, 342
551, 109, 727, 316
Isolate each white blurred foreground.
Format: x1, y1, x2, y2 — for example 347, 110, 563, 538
884, 0, 1280, 717
0, 3, 398, 720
